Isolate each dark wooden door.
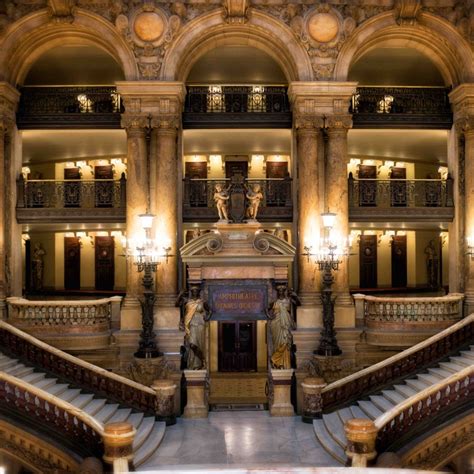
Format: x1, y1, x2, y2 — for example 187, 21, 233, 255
266, 162, 290, 207
391, 235, 407, 288
25, 240, 31, 293
64, 167, 81, 208
359, 235, 377, 289
358, 165, 377, 206
185, 162, 208, 207
95, 236, 114, 291
94, 165, 114, 208
218, 321, 257, 372
266, 162, 288, 179
390, 167, 407, 207
64, 237, 80, 290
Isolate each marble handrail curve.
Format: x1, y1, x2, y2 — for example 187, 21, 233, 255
0, 370, 105, 436
7, 296, 122, 307
374, 365, 474, 431
322, 312, 474, 395
0, 319, 155, 396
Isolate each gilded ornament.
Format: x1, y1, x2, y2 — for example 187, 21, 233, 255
134, 11, 165, 42
307, 12, 339, 43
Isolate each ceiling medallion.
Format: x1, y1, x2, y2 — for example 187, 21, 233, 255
307, 11, 340, 44
134, 11, 165, 43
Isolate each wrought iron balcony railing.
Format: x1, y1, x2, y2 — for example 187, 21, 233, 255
348, 175, 454, 222
183, 85, 292, 128
183, 177, 293, 222
17, 86, 123, 129
351, 86, 452, 129
16, 175, 126, 223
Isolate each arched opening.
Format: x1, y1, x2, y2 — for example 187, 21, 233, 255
23, 45, 125, 86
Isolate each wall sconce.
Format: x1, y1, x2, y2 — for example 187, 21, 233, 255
21, 167, 31, 180
65, 162, 75, 169
440, 232, 448, 247
76, 231, 87, 247
349, 158, 361, 166
384, 161, 395, 168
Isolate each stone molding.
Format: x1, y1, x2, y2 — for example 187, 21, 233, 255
394, 0, 421, 26
223, 0, 249, 24
47, 0, 76, 23
0, 82, 20, 134
450, 84, 474, 123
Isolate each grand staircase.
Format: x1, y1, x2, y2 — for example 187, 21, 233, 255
314, 345, 474, 465
0, 321, 169, 469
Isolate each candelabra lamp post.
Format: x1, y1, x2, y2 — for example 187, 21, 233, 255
125, 212, 171, 359
304, 212, 348, 357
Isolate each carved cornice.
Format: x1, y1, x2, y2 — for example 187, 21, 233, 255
394, 0, 421, 26
223, 0, 249, 24
47, 0, 76, 23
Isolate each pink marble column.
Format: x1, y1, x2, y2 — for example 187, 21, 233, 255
121, 116, 150, 317
325, 115, 352, 306
296, 117, 324, 305
151, 116, 179, 306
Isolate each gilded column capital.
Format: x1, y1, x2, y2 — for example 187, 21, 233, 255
150, 114, 180, 133
325, 115, 353, 134
295, 116, 325, 134
121, 114, 149, 136
455, 116, 474, 136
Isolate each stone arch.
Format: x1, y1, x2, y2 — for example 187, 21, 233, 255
335, 12, 474, 86
0, 9, 138, 85
161, 9, 312, 82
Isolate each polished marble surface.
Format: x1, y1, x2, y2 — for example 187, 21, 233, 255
142, 411, 338, 470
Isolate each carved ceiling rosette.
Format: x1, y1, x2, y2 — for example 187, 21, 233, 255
115, 3, 183, 80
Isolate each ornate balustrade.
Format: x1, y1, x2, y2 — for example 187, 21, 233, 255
0, 320, 159, 415
6, 296, 122, 350
182, 177, 293, 222
348, 175, 454, 222
319, 312, 474, 414
183, 85, 292, 128
351, 86, 452, 129
374, 366, 474, 453
17, 86, 123, 129
354, 293, 464, 346
0, 371, 104, 458
16, 175, 126, 223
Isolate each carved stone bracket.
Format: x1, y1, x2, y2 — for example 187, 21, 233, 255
394, 0, 421, 26
223, 0, 249, 24
47, 0, 76, 23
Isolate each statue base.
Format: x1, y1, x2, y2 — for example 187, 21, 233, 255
269, 368, 294, 417
183, 369, 209, 419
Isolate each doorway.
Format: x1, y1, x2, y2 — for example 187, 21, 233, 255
391, 235, 407, 288
95, 236, 115, 291
218, 321, 257, 372
359, 235, 377, 288
64, 237, 80, 290
185, 161, 208, 207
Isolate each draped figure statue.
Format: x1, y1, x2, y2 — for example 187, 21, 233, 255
176, 285, 212, 370
267, 285, 300, 370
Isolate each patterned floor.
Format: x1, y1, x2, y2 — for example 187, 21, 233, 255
209, 372, 268, 404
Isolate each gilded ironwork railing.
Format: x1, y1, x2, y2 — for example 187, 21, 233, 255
182, 177, 293, 221
17, 175, 126, 209
351, 86, 452, 129
348, 176, 453, 208
17, 86, 123, 129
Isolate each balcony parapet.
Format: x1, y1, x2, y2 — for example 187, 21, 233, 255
17, 86, 123, 129
348, 175, 454, 222
16, 175, 126, 223
353, 293, 464, 347
183, 85, 292, 128
183, 177, 293, 222
351, 86, 453, 129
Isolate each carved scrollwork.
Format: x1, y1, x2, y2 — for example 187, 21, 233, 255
206, 234, 223, 253
253, 233, 270, 253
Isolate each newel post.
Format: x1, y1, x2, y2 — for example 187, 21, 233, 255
103, 422, 136, 473
344, 418, 378, 467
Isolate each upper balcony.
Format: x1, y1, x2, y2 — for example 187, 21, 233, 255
183, 177, 293, 222
348, 174, 454, 222
16, 175, 126, 223
351, 86, 452, 129
17, 86, 123, 129
183, 85, 292, 129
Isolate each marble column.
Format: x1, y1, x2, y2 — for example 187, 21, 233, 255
151, 117, 179, 308
121, 115, 150, 329
295, 117, 324, 305
325, 116, 353, 308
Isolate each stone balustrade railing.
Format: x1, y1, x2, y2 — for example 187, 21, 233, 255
344, 365, 474, 468
318, 312, 474, 414
353, 293, 464, 346
0, 371, 136, 472
6, 296, 122, 350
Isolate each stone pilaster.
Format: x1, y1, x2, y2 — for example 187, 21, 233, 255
120, 114, 150, 329
0, 83, 20, 318
325, 114, 353, 308
449, 84, 474, 315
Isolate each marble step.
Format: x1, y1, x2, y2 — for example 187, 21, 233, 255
449, 356, 473, 368
127, 412, 145, 430
357, 400, 384, 420
34, 377, 58, 391
109, 408, 133, 424
405, 378, 431, 392
22, 371, 46, 384
428, 367, 454, 379
393, 384, 418, 399
4, 364, 35, 378
350, 405, 368, 420
369, 395, 395, 412
70, 393, 95, 409
439, 361, 467, 374
460, 351, 474, 361
83, 399, 108, 417
381, 390, 406, 405
336, 407, 354, 426
313, 419, 346, 465
134, 422, 166, 467
57, 388, 82, 403
0, 358, 19, 371
134, 416, 156, 451
94, 403, 120, 424
322, 412, 346, 448
43, 383, 70, 397
417, 373, 445, 385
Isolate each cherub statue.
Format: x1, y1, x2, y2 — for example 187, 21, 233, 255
246, 183, 264, 221
214, 183, 230, 222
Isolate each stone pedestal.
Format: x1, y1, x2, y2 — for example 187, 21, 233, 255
103, 422, 135, 471
151, 379, 177, 425
344, 418, 378, 467
269, 368, 294, 417
183, 369, 208, 418
301, 376, 326, 423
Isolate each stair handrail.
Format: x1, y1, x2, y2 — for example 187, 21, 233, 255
374, 365, 474, 452
0, 320, 158, 413
320, 312, 474, 412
